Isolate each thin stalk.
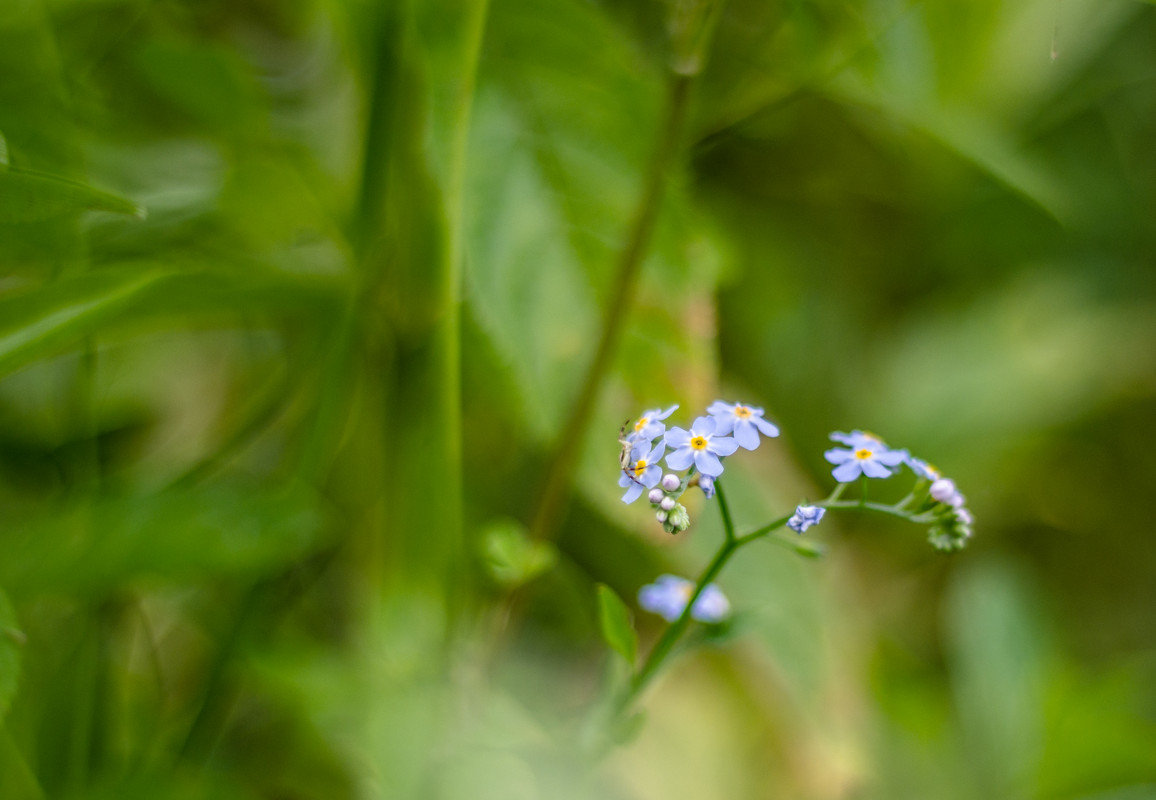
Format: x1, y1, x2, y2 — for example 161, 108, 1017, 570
529, 72, 695, 542
715, 481, 737, 543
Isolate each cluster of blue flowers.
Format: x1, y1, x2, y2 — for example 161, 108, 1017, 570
824, 430, 973, 550
618, 401, 780, 534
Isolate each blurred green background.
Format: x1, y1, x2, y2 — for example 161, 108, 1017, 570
1, 0, 1154, 797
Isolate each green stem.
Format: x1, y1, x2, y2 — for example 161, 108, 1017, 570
529, 72, 695, 542
715, 480, 736, 543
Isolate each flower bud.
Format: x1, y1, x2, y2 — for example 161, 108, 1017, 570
698, 474, 715, 499
656, 510, 668, 523
660, 496, 675, 511
648, 488, 665, 504
667, 503, 690, 532
661, 473, 681, 492
930, 479, 956, 503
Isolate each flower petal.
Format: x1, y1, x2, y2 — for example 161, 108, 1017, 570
752, 416, 780, 437
664, 427, 691, 448
694, 449, 725, 477
691, 416, 716, 436
824, 447, 854, 464
621, 481, 644, 503
860, 459, 893, 479
710, 435, 739, 457
733, 420, 760, 450
665, 447, 695, 471
832, 460, 862, 482
706, 400, 732, 416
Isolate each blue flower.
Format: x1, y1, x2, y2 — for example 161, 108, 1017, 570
905, 454, 940, 481
787, 504, 825, 533
664, 416, 739, 477
824, 435, 906, 482
697, 474, 715, 499
638, 575, 730, 623
628, 405, 679, 444
619, 440, 665, 504
707, 400, 780, 451
830, 430, 887, 449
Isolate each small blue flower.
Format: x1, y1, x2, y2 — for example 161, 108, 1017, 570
830, 430, 887, 449
905, 454, 940, 481
788, 505, 826, 533
638, 575, 730, 623
619, 440, 665, 504
664, 416, 739, 477
707, 400, 780, 451
824, 436, 906, 482
628, 405, 679, 444
697, 474, 715, 499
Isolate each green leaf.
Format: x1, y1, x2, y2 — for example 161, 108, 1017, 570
0, 266, 343, 378
0, 167, 144, 223
0, 587, 21, 719
0, 484, 328, 597
596, 583, 637, 668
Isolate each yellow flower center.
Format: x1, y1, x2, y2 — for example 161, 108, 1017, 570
634, 417, 649, 432
633, 459, 648, 478
854, 448, 873, 460
677, 583, 693, 602
690, 436, 708, 450
734, 405, 752, 419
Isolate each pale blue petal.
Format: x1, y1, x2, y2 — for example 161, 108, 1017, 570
876, 449, 907, 467
621, 481, 644, 503
694, 449, 725, 477
753, 416, 780, 437
656, 405, 679, 420
642, 463, 662, 487
646, 441, 666, 463
832, 460, 862, 482
825, 447, 854, 464
706, 400, 733, 416
860, 459, 893, 479
734, 420, 760, 450
665, 427, 691, 448
710, 413, 736, 435
710, 435, 739, 457
691, 416, 716, 436
691, 585, 730, 622
666, 447, 695, 471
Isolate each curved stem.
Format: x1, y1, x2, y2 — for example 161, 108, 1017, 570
715, 481, 737, 543
529, 72, 695, 542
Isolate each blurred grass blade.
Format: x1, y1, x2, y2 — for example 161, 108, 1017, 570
0, 167, 144, 222
596, 584, 637, 668
0, 267, 342, 378
0, 587, 21, 719
0, 271, 162, 376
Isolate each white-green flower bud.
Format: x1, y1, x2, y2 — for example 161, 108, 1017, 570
668, 503, 690, 532
660, 496, 675, 511
648, 488, 665, 504
930, 479, 956, 503
661, 473, 680, 492
656, 510, 668, 523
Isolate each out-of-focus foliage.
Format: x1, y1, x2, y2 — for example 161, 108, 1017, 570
0, 0, 1154, 797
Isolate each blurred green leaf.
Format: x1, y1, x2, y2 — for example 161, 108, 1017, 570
0, 266, 344, 378
596, 583, 637, 667
0, 167, 144, 223
0, 485, 327, 597
0, 587, 21, 719
478, 519, 557, 588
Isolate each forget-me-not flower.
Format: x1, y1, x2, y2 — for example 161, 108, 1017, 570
830, 430, 886, 449
707, 400, 780, 451
619, 440, 665, 504
638, 575, 730, 623
664, 416, 738, 477
628, 405, 679, 444
905, 454, 940, 481
788, 505, 826, 533
824, 434, 906, 482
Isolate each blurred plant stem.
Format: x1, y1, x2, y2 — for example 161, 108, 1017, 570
354, 0, 488, 601
528, 71, 695, 542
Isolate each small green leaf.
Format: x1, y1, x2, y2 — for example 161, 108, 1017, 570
0, 167, 144, 222
596, 583, 637, 668
0, 587, 21, 719
478, 520, 557, 588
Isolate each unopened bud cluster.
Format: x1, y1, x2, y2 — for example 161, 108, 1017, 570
925, 478, 973, 551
